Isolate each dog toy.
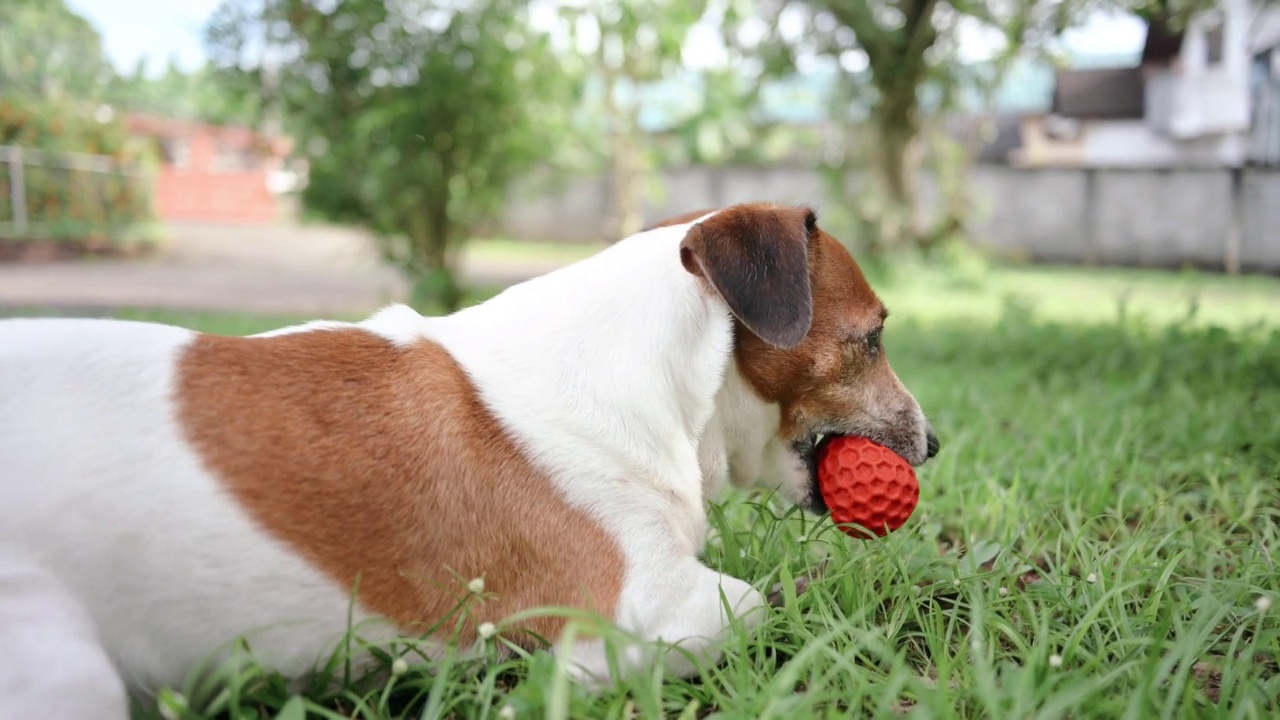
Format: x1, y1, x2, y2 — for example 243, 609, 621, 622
816, 435, 919, 538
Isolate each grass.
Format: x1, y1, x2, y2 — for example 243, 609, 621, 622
34, 262, 1279, 719
466, 237, 608, 267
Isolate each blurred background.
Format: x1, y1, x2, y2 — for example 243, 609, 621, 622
0, 0, 1277, 322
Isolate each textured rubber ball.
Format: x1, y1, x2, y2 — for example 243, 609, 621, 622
816, 435, 919, 539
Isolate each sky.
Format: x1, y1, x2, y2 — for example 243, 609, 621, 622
66, 0, 222, 76
67, 0, 1149, 78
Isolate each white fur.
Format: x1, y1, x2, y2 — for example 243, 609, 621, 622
0, 547, 128, 719
709, 361, 814, 506
0, 212, 808, 716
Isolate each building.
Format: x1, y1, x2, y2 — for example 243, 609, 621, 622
1014, 0, 1280, 168
124, 114, 297, 224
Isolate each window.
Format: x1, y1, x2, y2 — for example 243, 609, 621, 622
1203, 12, 1225, 66
1206, 25, 1224, 65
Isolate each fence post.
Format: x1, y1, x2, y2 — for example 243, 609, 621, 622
1224, 167, 1243, 275
7, 147, 28, 237
1082, 167, 1099, 265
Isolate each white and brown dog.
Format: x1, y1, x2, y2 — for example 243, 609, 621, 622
0, 203, 938, 717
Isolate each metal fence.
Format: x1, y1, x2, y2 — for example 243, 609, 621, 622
0, 144, 153, 243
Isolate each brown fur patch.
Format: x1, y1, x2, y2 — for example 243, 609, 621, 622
679, 203, 815, 349
175, 328, 624, 648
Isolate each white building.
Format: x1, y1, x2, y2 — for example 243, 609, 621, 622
1014, 0, 1280, 168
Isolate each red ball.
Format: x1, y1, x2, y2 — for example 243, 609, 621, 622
816, 435, 919, 539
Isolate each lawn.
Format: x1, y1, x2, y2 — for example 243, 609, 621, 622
467, 237, 608, 267
79, 263, 1280, 719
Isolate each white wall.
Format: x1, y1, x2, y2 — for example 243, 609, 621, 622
1151, 0, 1252, 139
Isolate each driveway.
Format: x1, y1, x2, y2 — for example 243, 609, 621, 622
0, 222, 567, 317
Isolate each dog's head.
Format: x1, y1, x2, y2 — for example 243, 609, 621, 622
662, 203, 939, 513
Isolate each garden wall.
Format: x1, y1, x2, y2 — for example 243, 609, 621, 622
501, 166, 1280, 273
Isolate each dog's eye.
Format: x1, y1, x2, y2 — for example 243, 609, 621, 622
866, 330, 882, 353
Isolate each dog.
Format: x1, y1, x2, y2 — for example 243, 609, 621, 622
0, 202, 938, 717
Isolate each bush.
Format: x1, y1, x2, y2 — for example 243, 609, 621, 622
0, 96, 159, 251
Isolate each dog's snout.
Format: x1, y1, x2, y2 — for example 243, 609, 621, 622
925, 425, 940, 458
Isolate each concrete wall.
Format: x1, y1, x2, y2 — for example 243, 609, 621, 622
1243, 170, 1280, 268
500, 165, 1280, 272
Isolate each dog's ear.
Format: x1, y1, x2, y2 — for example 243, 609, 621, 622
679, 204, 814, 349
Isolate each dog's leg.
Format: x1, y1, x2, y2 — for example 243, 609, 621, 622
644, 558, 768, 677
562, 556, 768, 685
0, 550, 129, 720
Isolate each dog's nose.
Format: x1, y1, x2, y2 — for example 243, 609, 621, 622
926, 426, 940, 458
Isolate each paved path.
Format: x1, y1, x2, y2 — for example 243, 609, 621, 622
0, 222, 568, 317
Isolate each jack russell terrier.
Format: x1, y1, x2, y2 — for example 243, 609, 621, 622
0, 202, 938, 718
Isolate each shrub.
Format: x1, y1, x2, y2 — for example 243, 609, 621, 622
0, 96, 160, 251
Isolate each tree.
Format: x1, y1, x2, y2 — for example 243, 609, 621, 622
0, 0, 116, 104
557, 1, 780, 239
559, 1, 711, 239
103, 60, 261, 127
755, 0, 1217, 256
206, 0, 581, 311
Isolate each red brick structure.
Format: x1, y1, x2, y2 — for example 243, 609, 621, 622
125, 114, 293, 225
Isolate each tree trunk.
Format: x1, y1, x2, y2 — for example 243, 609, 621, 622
827, 0, 939, 255
610, 130, 646, 240
405, 201, 463, 313
422, 236, 462, 312
600, 45, 646, 241
866, 111, 921, 253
